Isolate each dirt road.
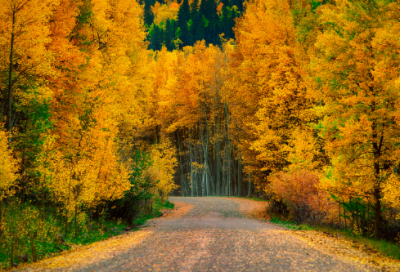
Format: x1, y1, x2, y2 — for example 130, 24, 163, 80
17, 197, 376, 272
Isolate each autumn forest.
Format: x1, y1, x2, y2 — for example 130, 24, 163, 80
1, 0, 400, 268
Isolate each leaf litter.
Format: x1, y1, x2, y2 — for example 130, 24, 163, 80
12, 202, 194, 272
232, 197, 400, 272
12, 231, 151, 271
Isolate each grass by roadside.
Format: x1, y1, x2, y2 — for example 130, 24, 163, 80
0, 199, 174, 271
270, 216, 400, 261
270, 217, 313, 231
134, 200, 174, 226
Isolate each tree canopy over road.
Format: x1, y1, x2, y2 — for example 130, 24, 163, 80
1, 0, 400, 269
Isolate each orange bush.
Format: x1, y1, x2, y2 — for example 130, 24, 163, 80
270, 169, 332, 224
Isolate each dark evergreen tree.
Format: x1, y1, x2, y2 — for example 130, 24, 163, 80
190, 0, 199, 16
231, 0, 244, 12
149, 25, 163, 50
177, 0, 190, 26
220, 5, 235, 40
221, 0, 230, 6
164, 19, 175, 51
227, 7, 236, 39
180, 24, 191, 47
190, 12, 202, 44
143, 0, 154, 27
203, 0, 219, 45
199, 0, 207, 16
170, 18, 177, 37
177, 0, 191, 47
145, 0, 239, 51
195, 16, 206, 42
204, 0, 217, 21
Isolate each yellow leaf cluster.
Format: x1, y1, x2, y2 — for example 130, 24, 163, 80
145, 140, 178, 201
0, 129, 18, 201
153, 3, 179, 25
383, 174, 400, 216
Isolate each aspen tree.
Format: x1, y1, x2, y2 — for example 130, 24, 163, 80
0, 0, 55, 136
311, 0, 400, 238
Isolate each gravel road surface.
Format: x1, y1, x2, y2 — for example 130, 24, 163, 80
17, 197, 376, 272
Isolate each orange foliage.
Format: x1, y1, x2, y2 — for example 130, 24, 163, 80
151, 1, 161, 17
217, 2, 223, 13
169, 2, 180, 9
270, 170, 332, 223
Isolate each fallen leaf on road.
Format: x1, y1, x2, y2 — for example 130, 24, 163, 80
14, 230, 152, 271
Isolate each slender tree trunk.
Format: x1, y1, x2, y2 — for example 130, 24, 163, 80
199, 99, 212, 196
224, 103, 232, 196
222, 148, 227, 195
0, 200, 3, 238
208, 149, 215, 196
205, 146, 210, 196
238, 156, 242, 197
29, 233, 37, 262
186, 148, 190, 196
372, 118, 383, 239
205, 102, 211, 196
373, 186, 382, 238
190, 141, 194, 197
196, 144, 200, 196
232, 155, 237, 196
215, 123, 221, 196
74, 202, 78, 239
7, 9, 16, 140
188, 130, 194, 197
228, 164, 231, 196
177, 131, 186, 196
344, 204, 347, 231
247, 173, 252, 197
10, 236, 15, 268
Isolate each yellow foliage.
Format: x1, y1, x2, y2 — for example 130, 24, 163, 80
0, 0, 56, 120
311, 0, 400, 202
383, 174, 400, 216
228, 0, 312, 180
145, 140, 178, 201
153, 3, 179, 25
44, 0, 148, 215
38, 132, 130, 216
285, 128, 320, 172
0, 129, 18, 201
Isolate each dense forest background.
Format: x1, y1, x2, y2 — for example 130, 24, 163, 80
143, 0, 243, 50
1, 0, 400, 268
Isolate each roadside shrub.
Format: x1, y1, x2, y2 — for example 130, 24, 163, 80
269, 169, 332, 224
267, 197, 290, 218
106, 150, 155, 227
0, 203, 61, 268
